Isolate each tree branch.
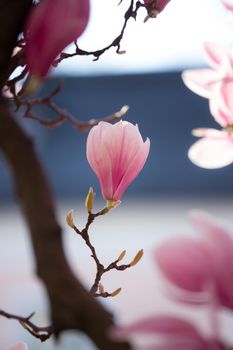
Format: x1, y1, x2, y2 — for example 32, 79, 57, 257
13, 83, 129, 130
0, 98, 130, 349
0, 0, 32, 89
53, 0, 145, 65
0, 310, 54, 342
69, 209, 143, 297
0, 2, 131, 348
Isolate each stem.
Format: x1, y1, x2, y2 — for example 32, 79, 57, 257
72, 210, 134, 296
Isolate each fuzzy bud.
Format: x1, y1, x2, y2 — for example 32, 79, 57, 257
110, 288, 122, 297
117, 250, 126, 262
85, 187, 95, 212
66, 210, 75, 228
130, 249, 144, 266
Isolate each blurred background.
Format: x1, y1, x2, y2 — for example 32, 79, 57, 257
1, 0, 233, 349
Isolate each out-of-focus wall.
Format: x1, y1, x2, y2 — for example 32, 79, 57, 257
1, 72, 233, 202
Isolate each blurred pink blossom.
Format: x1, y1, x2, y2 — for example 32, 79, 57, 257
25, 0, 89, 77
113, 315, 223, 350
155, 211, 233, 310
222, 0, 233, 12
86, 121, 150, 202
9, 342, 28, 350
188, 80, 233, 169
182, 43, 233, 98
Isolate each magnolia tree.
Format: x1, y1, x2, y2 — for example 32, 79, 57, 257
1, 0, 233, 350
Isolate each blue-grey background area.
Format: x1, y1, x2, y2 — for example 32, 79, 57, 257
1, 71, 233, 202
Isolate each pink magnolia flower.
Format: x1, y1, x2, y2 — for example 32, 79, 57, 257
9, 342, 28, 350
182, 43, 233, 98
25, 0, 89, 77
113, 315, 223, 350
155, 211, 233, 310
188, 80, 233, 168
143, 0, 171, 14
86, 121, 150, 203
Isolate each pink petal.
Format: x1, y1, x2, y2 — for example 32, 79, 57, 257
113, 137, 150, 200
9, 342, 28, 350
210, 80, 233, 126
203, 43, 228, 70
86, 122, 113, 199
188, 135, 233, 169
191, 212, 233, 309
155, 0, 171, 12
113, 316, 213, 350
155, 237, 213, 292
222, 0, 233, 12
113, 316, 200, 337
148, 340, 223, 350
101, 121, 144, 196
182, 69, 218, 98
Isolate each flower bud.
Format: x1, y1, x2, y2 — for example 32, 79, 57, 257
85, 187, 95, 212
117, 250, 126, 262
130, 249, 144, 266
110, 287, 122, 297
98, 283, 105, 294
24, 0, 90, 77
86, 121, 150, 202
66, 210, 75, 228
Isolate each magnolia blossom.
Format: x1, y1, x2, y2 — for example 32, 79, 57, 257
155, 211, 233, 310
9, 342, 28, 350
113, 315, 223, 350
182, 43, 233, 99
25, 0, 89, 77
86, 121, 150, 202
188, 80, 233, 168
112, 213, 233, 349
112, 213, 232, 349
182, 42, 233, 168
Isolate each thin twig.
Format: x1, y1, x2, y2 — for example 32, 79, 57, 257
15, 84, 129, 130
0, 310, 54, 342
70, 209, 141, 297
53, 0, 145, 66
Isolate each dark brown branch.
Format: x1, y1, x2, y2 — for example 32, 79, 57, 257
0, 310, 54, 342
0, 99, 131, 350
53, 0, 145, 66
